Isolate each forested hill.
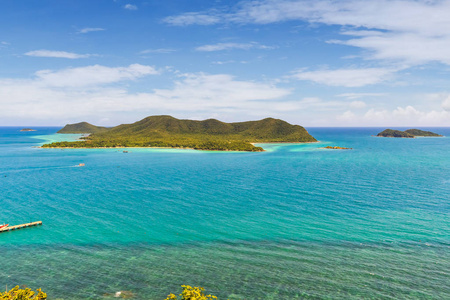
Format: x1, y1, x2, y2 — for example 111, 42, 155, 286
94, 115, 316, 142
47, 115, 316, 151
57, 122, 108, 134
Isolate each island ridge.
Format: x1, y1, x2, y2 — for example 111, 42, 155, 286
43, 115, 317, 151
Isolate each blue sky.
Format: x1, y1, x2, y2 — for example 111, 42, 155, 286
1, 0, 450, 126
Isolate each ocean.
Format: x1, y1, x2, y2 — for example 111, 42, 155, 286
0, 127, 449, 299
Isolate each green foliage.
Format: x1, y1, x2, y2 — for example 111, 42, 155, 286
404, 129, 442, 137
42, 139, 264, 152
57, 122, 108, 134
1, 286, 47, 300
377, 129, 414, 138
94, 115, 316, 143
323, 146, 352, 149
46, 115, 316, 151
165, 285, 218, 300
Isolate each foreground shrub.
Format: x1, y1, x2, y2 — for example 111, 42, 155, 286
0, 286, 47, 300
165, 285, 218, 300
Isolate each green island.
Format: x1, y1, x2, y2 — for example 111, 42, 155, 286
377, 128, 443, 138
20, 128, 36, 132
404, 129, 443, 137
42, 115, 317, 151
322, 146, 352, 150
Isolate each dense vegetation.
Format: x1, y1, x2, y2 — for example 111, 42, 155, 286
377, 129, 414, 138
323, 146, 352, 149
377, 128, 443, 138
57, 121, 108, 134
1, 286, 47, 299
165, 286, 218, 300
45, 115, 316, 151
404, 129, 443, 137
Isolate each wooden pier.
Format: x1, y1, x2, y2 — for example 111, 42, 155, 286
0, 221, 42, 233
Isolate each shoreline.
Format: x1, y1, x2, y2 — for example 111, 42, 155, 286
251, 140, 320, 145
38, 141, 320, 152
38, 145, 266, 152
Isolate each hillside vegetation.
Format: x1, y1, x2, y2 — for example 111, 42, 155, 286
45, 115, 316, 151
57, 122, 108, 134
377, 129, 415, 138
404, 129, 443, 137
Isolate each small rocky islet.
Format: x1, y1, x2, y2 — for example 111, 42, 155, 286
377, 129, 443, 138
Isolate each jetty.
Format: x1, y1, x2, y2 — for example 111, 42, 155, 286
0, 221, 42, 233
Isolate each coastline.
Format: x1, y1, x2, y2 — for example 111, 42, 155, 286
252, 140, 320, 144
38, 136, 320, 152
38, 145, 266, 152
39, 141, 321, 152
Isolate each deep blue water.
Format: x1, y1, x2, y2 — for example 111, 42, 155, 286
1, 127, 449, 299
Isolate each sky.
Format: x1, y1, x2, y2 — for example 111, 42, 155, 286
1, 0, 450, 127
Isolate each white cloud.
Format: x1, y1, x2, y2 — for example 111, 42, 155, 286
370, 106, 450, 125
167, 0, 450, 33
78, 28, 105, 34
34, 64, 159, 88
124, 4, 137, 10
442, 96, 450, 111
25, 50, 92, 59
164, 12, 221, 26
337, 110, 356, 121
2, 63, 448, 126
292, 67, 396, 87
139, 48, 176, 54
333, 33, 450, 65
337, 93, 386, 100
152, 73, 290, 104
196, 42, 272, 52
340, 106, 450, 126
212, 60, 235, 65
0, 68, 292, 125
165, 0, 450, 66
0, 41, 9, 49
349, 101, 366, 109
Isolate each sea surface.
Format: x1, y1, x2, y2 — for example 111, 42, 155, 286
0, 127, 449, 299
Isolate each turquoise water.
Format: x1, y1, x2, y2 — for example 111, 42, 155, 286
1, 127, 449, 299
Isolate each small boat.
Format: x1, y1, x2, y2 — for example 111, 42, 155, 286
78, 163, 85, 167
123, 151, 128, 153
0, 224, 9, 229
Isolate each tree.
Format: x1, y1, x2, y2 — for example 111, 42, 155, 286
1, 286, 47, 300
165, 285, 218, 300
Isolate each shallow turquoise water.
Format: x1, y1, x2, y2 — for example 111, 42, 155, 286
1, 127, 449, 299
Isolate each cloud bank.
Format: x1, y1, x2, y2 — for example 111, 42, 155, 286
0, 65, 291, 125
165, 0, 450, 66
